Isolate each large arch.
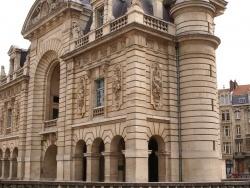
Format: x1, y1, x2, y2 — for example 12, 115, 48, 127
11, 148, 18, 179
91, 138, 105, 182
43, 145, 57, 180
4, 149, 10, 179
148, 135, 165, 182
74, 140, 87, 181
110, 135, 126, 182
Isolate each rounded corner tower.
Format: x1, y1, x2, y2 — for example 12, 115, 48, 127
170, 0, 227, 182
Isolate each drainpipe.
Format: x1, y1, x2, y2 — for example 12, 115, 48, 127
176, 42, 182, 182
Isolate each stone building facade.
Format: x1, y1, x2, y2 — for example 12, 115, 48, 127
219, 81, 250, 176
0, 0, 227, 182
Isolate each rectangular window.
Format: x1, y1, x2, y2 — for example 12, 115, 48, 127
96, 79, 104, 107
211, 99, 214, 111
223, 126, 230, 137
226, 110, 230, 121
53, 96, 59, 103
236, 142, 241, 153
223, 142, 231, 154
210, 65, 212, 77
97, 7, 104, 27
239, 97, 246, 104
221, 112, 225, 121
53, 108, 59, 119
235, 111, 240, 119
236, 125, 241, 135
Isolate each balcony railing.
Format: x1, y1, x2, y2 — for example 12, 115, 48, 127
93, 106, 104, 118
0, 181, 249, 188
44, 119, 58, 128
74, 10, 176, 51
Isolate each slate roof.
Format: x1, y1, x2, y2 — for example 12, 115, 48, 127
233, 85, 250, 96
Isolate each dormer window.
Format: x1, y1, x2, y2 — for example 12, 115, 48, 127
239, 97, 246, 104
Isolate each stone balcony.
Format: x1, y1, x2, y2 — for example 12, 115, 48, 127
0, 66, 29, 87
70, 7, 176, 52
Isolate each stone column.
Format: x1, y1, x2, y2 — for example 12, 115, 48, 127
102, 152, 120, 182
155, 151, 170, 182
2, 158, 10, 179
8, 157, 17, 180
85, 153, 101, 182
73, 154, 85, 181
8, 59, 14, 74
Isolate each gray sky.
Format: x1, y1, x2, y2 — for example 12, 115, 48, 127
0, 0, 249, 89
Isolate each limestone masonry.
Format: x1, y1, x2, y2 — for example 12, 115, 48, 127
0, 0, 228, 182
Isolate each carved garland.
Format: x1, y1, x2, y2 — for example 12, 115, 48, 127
14, 101, 20, 131
151, 63, 163, 110
77, 76, 86, 117
112, 64, 122, 110
0, 105, 5, 135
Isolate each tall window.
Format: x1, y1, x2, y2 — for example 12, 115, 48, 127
225, 95, 229, 104
235, 111, 240, 119
221, 110, 230, 121
223, 126, 230, 137
7, 109, 12, 133
97, 7, 104, 27
220, 95, 224, 105
96, 79, 104, 107
236, 142, 241, 153
223, 142, 231, 154
236, 125, 241, 135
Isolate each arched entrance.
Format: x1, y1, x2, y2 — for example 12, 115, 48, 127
12, 148, 18, 179
92, 138, 104, 182
111, 136, 125, 182
148, 137, 158, 182
4, 149, 10, 179
74, 140, 87, 181
43, 145, 57, 180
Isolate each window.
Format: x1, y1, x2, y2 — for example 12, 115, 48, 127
7, 109, 12, 132
235, 111, 240, 119
223, 142, 231, 154
221, 110, 230, 121
236, 142, 241, 153
53, 96, 59, 103
53, 108, 59, 119
97, 7, 104, 27
96, 79, 104, 107
239, 97, 246, 104
220, 95, 224, 105
236, 125, 241, 135
223, 126, 230, 137
225, 95, 229, 104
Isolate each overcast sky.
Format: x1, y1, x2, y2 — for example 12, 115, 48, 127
0, 0, 249, 89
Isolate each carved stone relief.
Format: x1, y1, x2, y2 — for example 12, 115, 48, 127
14, 101, 20, 131
72, 21, 82, 39
131, 0, 142, 7
27, 0, 65, 28
113, 64, 122, 110
0, 106, 5, 134
151, 63, 162, 110
77, 76, 86, 117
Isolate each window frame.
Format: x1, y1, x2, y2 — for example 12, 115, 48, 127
95, 78, 105, 108
236, 125, 241, 135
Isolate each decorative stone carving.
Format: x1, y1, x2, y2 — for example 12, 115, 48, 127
14, 101, 20, 131
151, 63, 162, 110
131, 0, 142, 7
77, 76, 86, 117
72, 21, 82, 39
113, 64, 122, 110
0, 106, 5, 134
28, 0, 65, 28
